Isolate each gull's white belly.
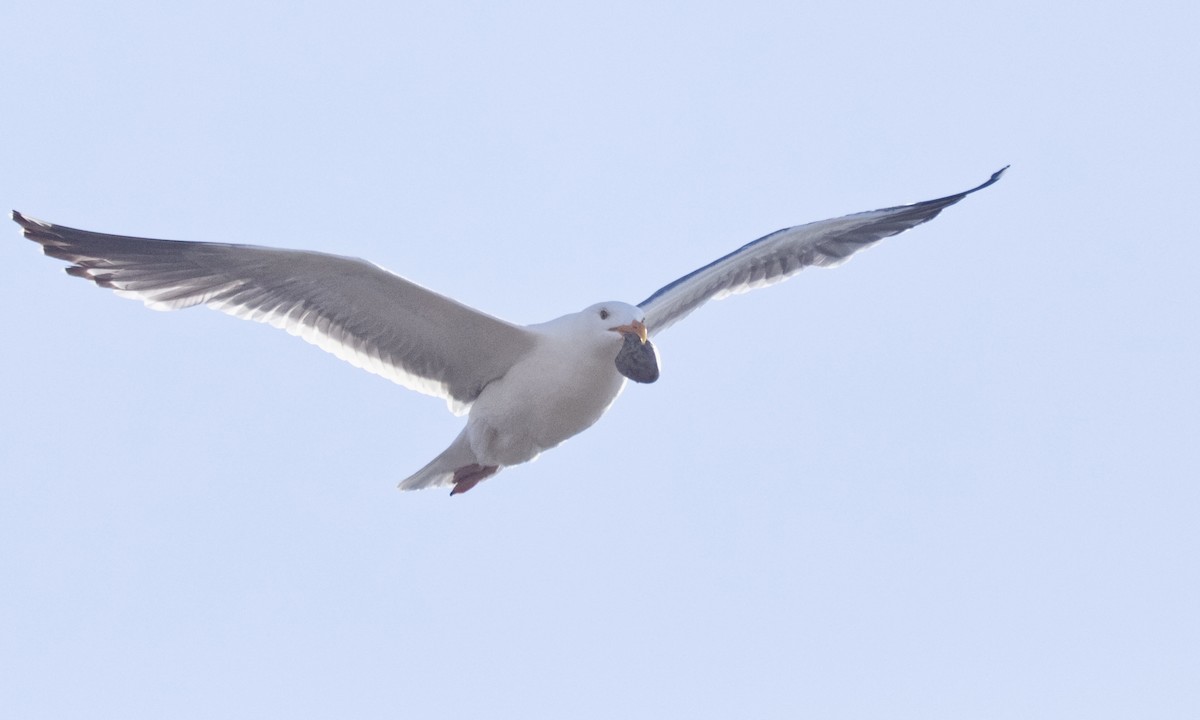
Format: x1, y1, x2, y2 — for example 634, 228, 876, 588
465, 341, 626, 467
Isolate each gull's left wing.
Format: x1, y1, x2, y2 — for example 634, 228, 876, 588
638, 167, 1007, 336
14, 212, 539, 415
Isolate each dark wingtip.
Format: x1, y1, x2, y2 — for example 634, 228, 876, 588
971, 165, 1009, 194
12, 210, 55, 241
923, 165, 1008, 210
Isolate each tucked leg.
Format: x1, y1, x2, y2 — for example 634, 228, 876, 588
450, 464, 499, 496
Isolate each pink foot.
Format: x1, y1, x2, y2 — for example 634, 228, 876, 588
450, 464, 499, 496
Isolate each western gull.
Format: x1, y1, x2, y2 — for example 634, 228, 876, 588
13, 167, 1005, 494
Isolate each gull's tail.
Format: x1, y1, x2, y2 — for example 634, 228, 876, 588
400, 429, 479, 491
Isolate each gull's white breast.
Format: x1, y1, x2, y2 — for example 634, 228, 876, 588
465, 330, 627, 467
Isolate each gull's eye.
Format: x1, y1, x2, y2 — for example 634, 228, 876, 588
599, 309, 610, 320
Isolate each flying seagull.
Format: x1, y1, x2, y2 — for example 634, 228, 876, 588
14, 167, 1005, 495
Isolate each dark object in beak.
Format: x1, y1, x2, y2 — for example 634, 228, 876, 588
615, 333, 660, 383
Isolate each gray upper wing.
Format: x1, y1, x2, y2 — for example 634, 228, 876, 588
15, 212, 537, 415
638, 167, 1006, 336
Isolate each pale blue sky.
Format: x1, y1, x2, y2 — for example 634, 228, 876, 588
2, 1, 1197, 718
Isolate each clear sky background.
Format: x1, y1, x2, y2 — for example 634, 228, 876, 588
2, 1, 1197, 718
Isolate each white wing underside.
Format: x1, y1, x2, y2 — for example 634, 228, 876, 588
15, 213, 537, 415
639, 167, 1007, 335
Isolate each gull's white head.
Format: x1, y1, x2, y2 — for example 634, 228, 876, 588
577, 301, 646, 343
579, 301, 659, 384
